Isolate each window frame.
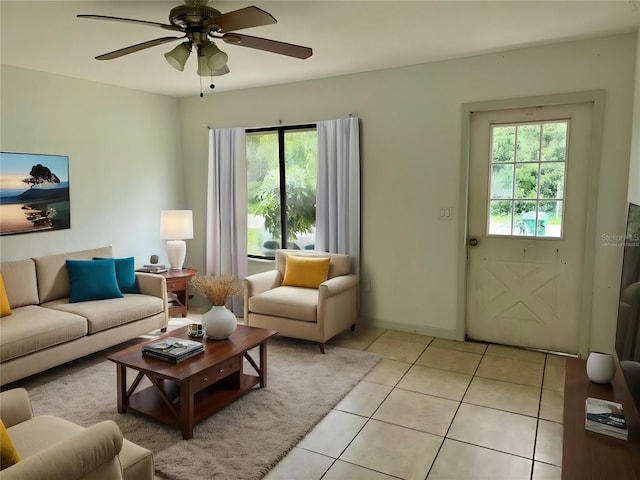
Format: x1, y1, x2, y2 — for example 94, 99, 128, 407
246, 123, 317, 260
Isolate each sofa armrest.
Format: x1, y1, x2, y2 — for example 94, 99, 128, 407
0, 420, 124, 480
0, 389, 33, 428
319, 274, 358, 298
135, 272, 167, 300
243, 270, 282, 298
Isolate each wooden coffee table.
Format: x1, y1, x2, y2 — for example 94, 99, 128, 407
108, 324, 277, 439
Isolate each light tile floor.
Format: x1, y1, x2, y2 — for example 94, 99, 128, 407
262, 325, 565, 480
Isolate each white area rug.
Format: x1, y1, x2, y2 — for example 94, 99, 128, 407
27, 337, 381, 480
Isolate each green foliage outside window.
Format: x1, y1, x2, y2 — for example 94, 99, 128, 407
247, 129, 317, 249
489, 122, 567, 218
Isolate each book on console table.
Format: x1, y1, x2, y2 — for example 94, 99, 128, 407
585, 397, 628, 440
142, 337, 203, 363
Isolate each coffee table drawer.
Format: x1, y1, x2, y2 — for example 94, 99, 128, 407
192, 356, 240, 392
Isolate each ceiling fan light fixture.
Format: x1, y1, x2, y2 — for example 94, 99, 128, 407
196, 53, 213, 77
201, 41, 228, 71
164, 42, 191, 71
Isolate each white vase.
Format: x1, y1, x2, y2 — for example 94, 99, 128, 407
586, 352, 615, 384
201, 305, 237, 339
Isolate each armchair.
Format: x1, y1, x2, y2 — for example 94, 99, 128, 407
244, 249, 358, 353
0, 388, 154, 480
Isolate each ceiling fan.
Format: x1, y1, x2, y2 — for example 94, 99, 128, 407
78, 0, 312, 92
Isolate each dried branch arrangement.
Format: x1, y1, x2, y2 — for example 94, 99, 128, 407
190, 275, 243, 306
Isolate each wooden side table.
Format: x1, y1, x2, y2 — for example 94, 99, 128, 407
159, 268, 197, 317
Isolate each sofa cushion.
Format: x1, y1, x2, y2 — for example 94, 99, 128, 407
281, 255, 330, 289
249, 286, 319, 322
1, 419, 20, 470
95, 257, 140, 294
0, 305, 87, 362
0, 259, 39, 309
44, 295, 165, 334
66, 259, 123, 303
0, 274, 11, 317
33, 246, 113, 304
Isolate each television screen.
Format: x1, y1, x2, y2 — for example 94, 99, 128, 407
616, 203, 640, 414
616, 203, 640, 361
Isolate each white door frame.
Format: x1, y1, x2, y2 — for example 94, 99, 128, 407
456, 90, 605, 357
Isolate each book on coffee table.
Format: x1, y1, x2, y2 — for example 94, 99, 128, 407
585, 397, 628, 440
142, 337, 203, 363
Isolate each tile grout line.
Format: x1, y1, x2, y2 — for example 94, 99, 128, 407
423, 342, 488, 479
320, 332, 432, 480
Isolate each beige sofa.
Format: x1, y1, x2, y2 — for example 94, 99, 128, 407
244, 249, 358, 353
0, 246, 168, 386
0, 387, 153, 480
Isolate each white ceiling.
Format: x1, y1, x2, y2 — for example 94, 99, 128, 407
2, 1, 639, 98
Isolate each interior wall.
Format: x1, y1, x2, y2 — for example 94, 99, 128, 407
179, 33, 636, 351
0, 66, 185, 265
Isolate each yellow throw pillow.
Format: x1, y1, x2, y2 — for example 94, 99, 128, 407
0, 419, 19, 470
282, 255, 331, 289
0, 274, 11, 317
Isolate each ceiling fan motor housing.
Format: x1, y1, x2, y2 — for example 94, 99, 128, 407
169, 2, 221, 30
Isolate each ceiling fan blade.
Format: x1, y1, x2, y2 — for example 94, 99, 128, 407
77, 14, 183, 32
203, 6, 276, 33
213, 65, 230, 76
95, 37, 183, 60
221, 33, 312, 59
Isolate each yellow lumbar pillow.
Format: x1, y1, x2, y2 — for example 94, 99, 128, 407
282, 255, 331, 289
0, 274, 11, 317
0, 419, 20, 470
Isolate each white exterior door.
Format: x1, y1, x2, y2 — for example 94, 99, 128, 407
466, 103, 593, 354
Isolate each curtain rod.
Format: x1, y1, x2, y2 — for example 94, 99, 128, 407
202, 114, 356, 131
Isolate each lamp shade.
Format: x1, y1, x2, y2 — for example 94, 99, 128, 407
160, 210, 193, 240
197, 42, 227, 76
164, 42, 191, 71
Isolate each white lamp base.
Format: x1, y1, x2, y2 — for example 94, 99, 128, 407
166, 240, 186, 270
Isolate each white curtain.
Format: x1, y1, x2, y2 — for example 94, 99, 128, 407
316, 116, 361, 274
206, 127, 247, 314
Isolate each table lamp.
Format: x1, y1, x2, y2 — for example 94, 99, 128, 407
160, 210, 193, 270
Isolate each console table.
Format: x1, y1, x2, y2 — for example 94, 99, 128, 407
562, 357, 640, 479
158, 268, 197, 317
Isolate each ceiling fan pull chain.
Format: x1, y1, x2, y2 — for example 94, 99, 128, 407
210, 75, 215, 90
199, 75, 204, 98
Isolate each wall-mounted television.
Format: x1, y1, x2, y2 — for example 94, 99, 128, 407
615, 202, 640, 415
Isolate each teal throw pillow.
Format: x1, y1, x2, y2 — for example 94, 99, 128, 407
94, 256, 140, 294
66, 259, 123, 303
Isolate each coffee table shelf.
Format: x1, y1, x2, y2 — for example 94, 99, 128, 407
108, 325, 277, 439
126, 374, 261, 428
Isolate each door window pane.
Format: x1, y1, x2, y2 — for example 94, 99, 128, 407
516, 124, 541, 162
489, 200, 513, 235
491, 126, 515, 163
487, 120, 568, 238
514, 163, 538, 199
541, 122, 568, 162
539, 162, 565, 199
514, 200, 537, 236
490, 164, 513, 199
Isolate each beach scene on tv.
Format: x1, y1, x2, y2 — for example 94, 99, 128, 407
0, 152, 70, 235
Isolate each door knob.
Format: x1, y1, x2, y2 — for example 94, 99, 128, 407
468, 237, 479, 247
